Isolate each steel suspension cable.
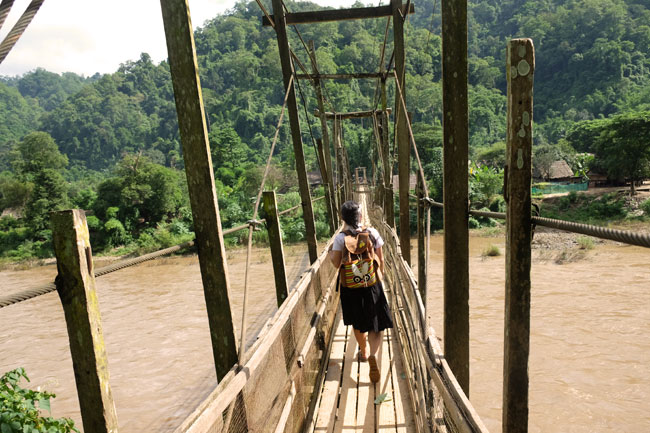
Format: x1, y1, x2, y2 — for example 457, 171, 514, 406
418, 197, 650, 249
0, 0, 44, 64
0, 0, 14, 31
238, 74, 294, 366
0, 240, 196, 309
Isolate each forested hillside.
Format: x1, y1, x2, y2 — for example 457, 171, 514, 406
1, 0, 649, 261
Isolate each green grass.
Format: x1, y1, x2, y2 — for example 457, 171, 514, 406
482, 244, 501, 257
540, 192, 627, 224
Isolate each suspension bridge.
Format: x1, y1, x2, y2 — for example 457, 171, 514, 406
1, 1, 649, 433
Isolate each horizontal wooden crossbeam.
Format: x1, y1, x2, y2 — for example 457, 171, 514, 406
296, 72, 395, 80
262, 4, 415, 27
314, 108, 392, 119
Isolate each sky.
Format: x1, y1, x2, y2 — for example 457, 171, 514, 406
0, 0, 359, 77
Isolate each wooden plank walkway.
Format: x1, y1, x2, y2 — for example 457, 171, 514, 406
312, 313, 416, 432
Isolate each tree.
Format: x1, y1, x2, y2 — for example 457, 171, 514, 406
11, 132, 68, 177
593, 111, 650, 194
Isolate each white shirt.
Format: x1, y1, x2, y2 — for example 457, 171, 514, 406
332, 225, 384, 252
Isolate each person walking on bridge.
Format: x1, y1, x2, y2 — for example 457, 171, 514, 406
329, 200, 393, 383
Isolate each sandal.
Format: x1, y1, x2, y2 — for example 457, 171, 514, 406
368, 355, 380, 383
357, 352, 367, 362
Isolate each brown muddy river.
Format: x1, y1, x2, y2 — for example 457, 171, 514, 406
1, 235, 648, 432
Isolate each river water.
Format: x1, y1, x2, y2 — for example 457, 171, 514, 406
1, 236, 648, 432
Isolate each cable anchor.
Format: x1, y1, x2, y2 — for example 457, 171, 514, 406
247, 219, 263, 231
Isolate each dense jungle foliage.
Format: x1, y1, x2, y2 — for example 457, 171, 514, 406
1, 0, 649, 261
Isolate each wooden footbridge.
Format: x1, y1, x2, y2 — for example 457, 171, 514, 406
2, 1, 650, 433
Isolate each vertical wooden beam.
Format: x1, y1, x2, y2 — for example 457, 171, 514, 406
416, 176, 427, 299
335, 118, 346, 207
381, 107, 395, 228
392, 0, 411, 264
51, 210, 118, 433
271, 0, 318, 263
503, 38, 535, 433
442, 0, 470, 394
160, 0, 238, 380
309, 40, 338, 230
315, 137, 335, 233
262, 191, 289, 307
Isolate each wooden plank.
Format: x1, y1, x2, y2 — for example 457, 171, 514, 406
356, 341, 373, 433
51, 209, 118, 433
376, 331, 396, 432
392, 0, 411, 265
333, 326, 357, 433
314, 108, 393, 119
441, 0, 470, 395
263, 191, 289, 307
262, 3, 415, 26
503, 38, 535, 433
271, 0, 319, 263
387, 328, 415, 432
314, 314, 346, 433
160, 0, 238, 380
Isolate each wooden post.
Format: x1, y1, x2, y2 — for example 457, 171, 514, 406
392, 0, 411, 264
442, 0, 470, 394
335, 117, 346, 209
160, 0, 238, 380
271, 0, 319, 263
262, 191, 289, 307
51, 210, 118, 433
309, 41, 338, 231
381, 100, 395, 228
316, 137, 335, 233
503, 38, 535, 433
417, 176, 427, 299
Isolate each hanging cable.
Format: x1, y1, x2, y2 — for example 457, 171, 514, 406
238, 74, 295, 367
392, 69, 429, 197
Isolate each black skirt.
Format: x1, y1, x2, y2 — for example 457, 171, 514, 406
339, 279, 394, 333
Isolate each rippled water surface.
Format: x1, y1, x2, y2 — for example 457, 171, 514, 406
0, 244, 312, 432
420, 235, 650, 433
1, 236, 648, 432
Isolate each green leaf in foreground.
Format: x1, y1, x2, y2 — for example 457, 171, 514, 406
374, 392, 392, 404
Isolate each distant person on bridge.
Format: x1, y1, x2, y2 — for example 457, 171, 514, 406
329, 200, 393, 384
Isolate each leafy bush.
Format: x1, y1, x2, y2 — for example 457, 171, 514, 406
641, 199, 650, 216
315, 220, 330, 240
104, 218, 129, 248
482, 244, 501, 257
0, 367, 79, 432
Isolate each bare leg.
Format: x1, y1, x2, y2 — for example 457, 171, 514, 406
367, 331, 383, 383
367, 331, 383, 357
353, 328, 367, 358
